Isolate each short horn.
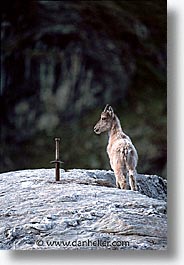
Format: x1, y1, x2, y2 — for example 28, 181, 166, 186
104, 104, 109, 112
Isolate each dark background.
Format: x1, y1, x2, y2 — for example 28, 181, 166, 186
1, 0, 167, 177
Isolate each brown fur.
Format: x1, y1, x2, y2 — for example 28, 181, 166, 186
94, 105, 138, 191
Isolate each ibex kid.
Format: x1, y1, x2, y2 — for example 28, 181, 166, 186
94, 105, 138, 191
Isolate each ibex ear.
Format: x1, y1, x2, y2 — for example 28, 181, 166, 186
107, 106, 114, 118
103, 104, 109, 112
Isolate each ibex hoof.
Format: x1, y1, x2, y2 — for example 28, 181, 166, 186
116, 182, 126, 190
120, 184, 126, 190
131, 185, 138, 191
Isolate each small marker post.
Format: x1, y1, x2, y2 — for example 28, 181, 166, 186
50, 138, 63, 181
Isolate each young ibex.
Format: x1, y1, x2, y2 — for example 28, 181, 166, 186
94, 105, 138, 191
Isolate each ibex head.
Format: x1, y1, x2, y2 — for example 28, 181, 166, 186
94, 104, 115, 134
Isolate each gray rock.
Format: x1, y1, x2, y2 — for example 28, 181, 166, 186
0, 169, 167, 250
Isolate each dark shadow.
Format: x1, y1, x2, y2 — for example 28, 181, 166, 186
166, 9, 179, 258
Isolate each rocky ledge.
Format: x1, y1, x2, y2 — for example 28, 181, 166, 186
0, 169, 167, 250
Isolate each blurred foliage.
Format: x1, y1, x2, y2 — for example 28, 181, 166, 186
1, 0, 166, 177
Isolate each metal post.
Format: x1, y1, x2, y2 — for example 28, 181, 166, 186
50, 137, 63, 181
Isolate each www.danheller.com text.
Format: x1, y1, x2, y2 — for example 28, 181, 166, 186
35, 239, 130, 248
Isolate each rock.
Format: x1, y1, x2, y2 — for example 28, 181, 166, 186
0, 169, 167, 250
